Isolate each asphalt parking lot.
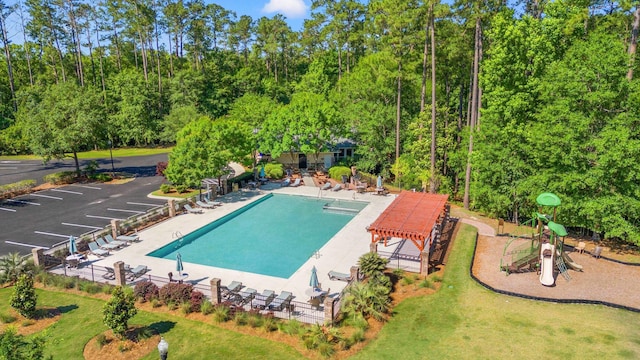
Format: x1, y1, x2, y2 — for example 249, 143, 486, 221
0, 155, 168, 256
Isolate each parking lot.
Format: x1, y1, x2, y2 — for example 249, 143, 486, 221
0, 155, 168, 256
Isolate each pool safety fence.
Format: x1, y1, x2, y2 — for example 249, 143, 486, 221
378, 250, 422, 273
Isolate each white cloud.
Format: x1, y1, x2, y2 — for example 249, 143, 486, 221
262, 0, 308, 19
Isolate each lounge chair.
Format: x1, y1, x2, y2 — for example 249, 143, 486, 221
96, 237, 120, 250
252, 289, 276, 309
103, 266, 116, 280
331, 184, 342, 191
204, 198, 222, 207
184, 204, 203, 214
234, 288, 257, 305
575, 241, 586, 254
328, 270, 352, 282
88, 242, 109, 257
222, 280, 243, 299
116, 233, 140, 243
104, 234, 127, 247
268, 291, 293, 312
196, 200, 216, 209
321, 182, 332, 191
281, 178, 291, 187
126, 265, 148, 280
290, 178, 302, 187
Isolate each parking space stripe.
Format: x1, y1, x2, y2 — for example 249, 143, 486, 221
70, 184, 101, 190
31, 193, 64, 200
86, 215, 123, 220
107, 208, 146, 214
61, 222, 103, 230
127, 201, 163, 207
50, 189, 83, 195
0, 166, 18, 170
0, 207, 16, 212
6, 199, 40, 206
5, 241, 48, 249
34, 231, 71, 238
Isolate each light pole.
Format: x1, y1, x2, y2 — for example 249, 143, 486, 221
107, 140, 115, 173
158, 337, 168, 360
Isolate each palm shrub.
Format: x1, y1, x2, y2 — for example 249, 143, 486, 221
0, 252, 30, 285
213, 304, 230, 322
357, 252, 389, 277
200, 300, 214, 315
341, 281, 391, 322
10, 274, 37, 319
103, 287, 137, 339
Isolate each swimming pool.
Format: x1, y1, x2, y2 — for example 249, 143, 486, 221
147, 194, 368, 278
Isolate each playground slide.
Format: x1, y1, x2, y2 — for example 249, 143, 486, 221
561, 251, 583, 272
540, 243, 555, 286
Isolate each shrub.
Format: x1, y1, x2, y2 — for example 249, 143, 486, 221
328, 166, 351, 181
43, 171, 76, 185
200, 300, 214, 315
103, 287, 137, 339
190, 291, 205, 312
156, 162, 168, 177
350, 327, 366, 344
247, 312, 263, 328
91, 173, 112, 182
213, 304, 230, 322
83, 160, 99, 176
400, 276, 415, 286
264, 162, 284, 179
180, 301, 192, 315
158, 283, 193, 305
22, 319, 35, 327
134, 281, 159, 302
175, 184, 188, 193
150, 299, 161, 308
418, 278, 435, 289
358, 252, 389, 277
262, 316, 278, 332
10, 274, 37, 319
234, 311, 248, 326
0, 312, 17, 324
160, 183, 171, 194
78, 281, 102, 294
279, 319, 304, 336
0, 180, 36, 199
96, 333, 108, 348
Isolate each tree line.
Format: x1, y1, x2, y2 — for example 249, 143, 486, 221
0, 0, 639, 244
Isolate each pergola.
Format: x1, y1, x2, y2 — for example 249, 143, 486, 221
367, 191, 449, 261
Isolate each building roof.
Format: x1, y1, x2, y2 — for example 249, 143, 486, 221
367, 191, 449, 251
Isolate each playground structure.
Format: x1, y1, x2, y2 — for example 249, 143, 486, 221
500, 192, 582, 286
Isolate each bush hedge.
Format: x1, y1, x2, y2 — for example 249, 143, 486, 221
0, 179, 36, 198
134, 281, 159, 302
264, 162, 284, 179
43, 171, 76, 185
158, 283, 193, 305
328, 166, 351, 181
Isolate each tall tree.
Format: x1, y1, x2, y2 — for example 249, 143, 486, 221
0, 0, 17, 111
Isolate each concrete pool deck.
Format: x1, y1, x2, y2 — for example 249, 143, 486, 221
89, 182, 396, 301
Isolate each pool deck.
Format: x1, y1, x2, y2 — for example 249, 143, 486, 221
88, 182, 395, 302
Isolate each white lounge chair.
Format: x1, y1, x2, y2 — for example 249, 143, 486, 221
268, 291, 293, 311
290, 178, 302, 187
104, 234, 126, 247
222, 281, 243, 299
126, 265, 148, 280
252, 289, 276, 309
196, 200, 216, 209
204, 198, 222, 207
321, 182, 332, 190
184, 204, 203, 214
281, 178, 291, 187
88, 242, 109, 257
234, 288, 257, 305
116, 233, 140, 242
96, 237, 120, 250
331, 184, 342, 191
328, 270, 351, 282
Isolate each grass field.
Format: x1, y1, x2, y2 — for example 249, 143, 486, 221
352, 224, 640, 359
0, 289, 303, 360
0, 147, 171, 161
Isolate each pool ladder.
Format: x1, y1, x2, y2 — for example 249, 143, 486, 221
172, 231, 184, 239
312, 249, 321, 259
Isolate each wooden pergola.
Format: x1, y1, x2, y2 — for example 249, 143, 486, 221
367, 191, 449, 271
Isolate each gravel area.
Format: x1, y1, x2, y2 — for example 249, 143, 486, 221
472, 233, 640, 310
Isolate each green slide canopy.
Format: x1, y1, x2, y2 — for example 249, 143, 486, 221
536, 192, 561, 207
547, 221, 568, 237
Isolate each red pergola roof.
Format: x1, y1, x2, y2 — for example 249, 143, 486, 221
368, 191, 449, 252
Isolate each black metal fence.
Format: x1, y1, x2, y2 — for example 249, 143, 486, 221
378, 250, 421, 272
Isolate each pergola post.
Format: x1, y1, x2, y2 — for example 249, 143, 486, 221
369, 241, 377, 253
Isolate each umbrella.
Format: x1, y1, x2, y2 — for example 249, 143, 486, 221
377, 175, 383, 188
309, 266, 319, 290
260, 166, 266, 178
176, 253, 184, 276
68, 236, 77, 254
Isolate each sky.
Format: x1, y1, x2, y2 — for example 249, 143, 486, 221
212, 0, 312, 31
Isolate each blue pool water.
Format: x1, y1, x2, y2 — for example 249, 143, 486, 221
147, 194, 368, 278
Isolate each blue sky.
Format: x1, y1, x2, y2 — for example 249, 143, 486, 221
213, 0, 311, 31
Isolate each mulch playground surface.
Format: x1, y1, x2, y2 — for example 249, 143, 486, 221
471, 233, 640, 310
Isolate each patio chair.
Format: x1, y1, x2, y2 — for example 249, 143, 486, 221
222, 281, 243, 299
593, 246, 603, 259
126, 265, 148, 280
321, 182, 332, 191
104, 234, 126, 247
328, 270, 351, 282
290, 178, 302, 187
331, 184, 342, 191
103, 267, 116, 280
252, 289, 276, 310
234, 288, 257, 305
204, 198, 222, 207
268, 291, 293, 312
196, 200, 216, 209
88, 242, 109, 257
96, 237, 121, 250
575, 241, 586, 254
116, 233, 141, 243
184, 204, 203, 214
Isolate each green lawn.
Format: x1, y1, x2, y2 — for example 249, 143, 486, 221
352, 224, 640, 359
0, 147, 172, 161
0, 289, 303, 360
